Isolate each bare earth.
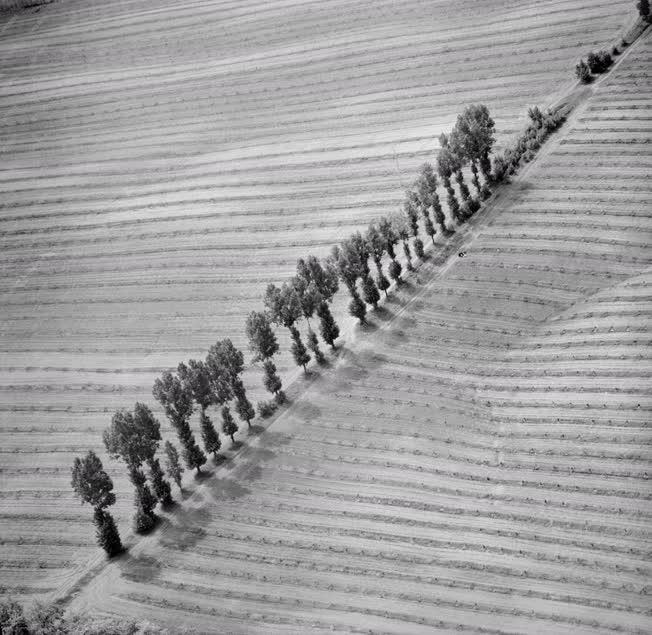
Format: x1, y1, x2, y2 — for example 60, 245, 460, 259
0, 1, 650, 633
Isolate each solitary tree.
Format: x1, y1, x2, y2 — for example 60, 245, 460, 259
306, 328, 326, 364
71, 451, 122, 557
221, 406, 238, 443
199, 411, 221, 460
289, 325, 311, 372
316, 300, 340, 349
163, 440, 184, 490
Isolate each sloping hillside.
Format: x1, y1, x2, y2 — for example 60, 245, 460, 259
60, 29, 652, 633
0, 0, 636, 602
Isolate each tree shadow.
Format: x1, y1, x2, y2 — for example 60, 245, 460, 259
247, 423, 265, 436
117, 553, 161, 585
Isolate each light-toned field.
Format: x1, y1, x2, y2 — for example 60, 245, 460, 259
1, 0, 650, 631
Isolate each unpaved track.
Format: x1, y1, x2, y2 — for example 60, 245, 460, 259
54, 28, 652, 634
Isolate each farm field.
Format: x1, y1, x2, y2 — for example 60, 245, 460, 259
0, 0, 649, 629
48, 26, 652, 633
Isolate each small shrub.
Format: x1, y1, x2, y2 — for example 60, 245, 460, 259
480, 183, 491, 200
257, 400, 276, 418
611, 45, 619, 56
274, 390, 287, 405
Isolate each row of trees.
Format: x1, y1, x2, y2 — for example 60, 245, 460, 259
70, 102, 573, 558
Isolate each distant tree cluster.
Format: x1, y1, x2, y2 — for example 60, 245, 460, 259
575, 49, 613, 83
491, 106, 566, 182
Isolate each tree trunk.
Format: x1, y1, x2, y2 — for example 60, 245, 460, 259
230, 434, 235, 443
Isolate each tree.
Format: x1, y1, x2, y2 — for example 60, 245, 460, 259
447, 131, 471, 201
415, 163, 448, 234
164, 441, 184, 490
306, 328, 326, 365
153, 371, 206, 474
391, 212, 413, 271
366, 223, 386, 276
375, 270, 391, 297
454, 104, 496, 185
103, 409, 159, 528
422, 212, 436, 245
221, 406, 238, 443
245, 310, 279, 361
349, 231, 372, 276
177, 359, 220, 413
332, 241, 361, 297
263, 359, 282, 396
388, 259, 403, 285
404, 193, 420, 237
264, 282, 302, 329
575, 59, 591, 83
147, 457, 172, 507
71, 450, 116, 510
199, 411, 221, 460
296, 255, 339, 301
349, 291, 367, 323
361, 273, 380, 309
413, 237, 425, 260
378, 216, 399, 260
71, 451, 123, 557
316, 300, 340, 349
289, 325, 311, 372
638, 0, 650, 19
292, 277, 322, 324
94, 508, 123, 558
233, 378, 256, 428
437, 145, 462, 222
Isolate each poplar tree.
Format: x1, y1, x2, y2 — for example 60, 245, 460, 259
316, 300, 340, 349
164, 441, 184, 490
221, 406, 238, 443
289, 325, 311, 372
199, 411, 221, 460
153, 371, 206, 474
71, 451, 122, 557
306, 328, 326, 364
